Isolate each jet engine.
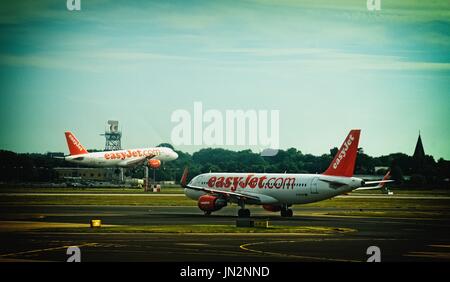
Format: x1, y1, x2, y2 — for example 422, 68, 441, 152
147, 159, 161, 169
262, 205, 282, 212
197, 195, 227, 212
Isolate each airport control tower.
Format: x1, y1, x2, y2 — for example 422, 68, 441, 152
101, 120, 122, 151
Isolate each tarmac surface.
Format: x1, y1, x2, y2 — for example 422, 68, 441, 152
0, 204, 449, 262
2, 193, 449, 199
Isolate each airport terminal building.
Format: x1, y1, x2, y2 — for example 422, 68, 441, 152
55, 167, 115, 181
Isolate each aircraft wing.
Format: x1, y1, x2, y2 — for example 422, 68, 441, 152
119, 154, 156, 167
355, 180, 394, 191
52, 156, 66, 159
355, 171, 393, 191
180, 167, 274, 204
318, 177, 348, 187
184, 184, 262, 202
363, 179, 394, 185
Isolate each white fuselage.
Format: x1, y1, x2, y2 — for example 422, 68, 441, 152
185, 172, 364, 205
65, 147, 178, 168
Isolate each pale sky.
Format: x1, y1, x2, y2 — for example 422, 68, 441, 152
0, 0, 449, 159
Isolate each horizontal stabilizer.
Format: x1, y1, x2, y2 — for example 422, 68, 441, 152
355, 170, 392, 191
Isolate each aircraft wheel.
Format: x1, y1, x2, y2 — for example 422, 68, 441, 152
287, 209, 293, 217
281, 209, 293, 217
204, 211, 211, 216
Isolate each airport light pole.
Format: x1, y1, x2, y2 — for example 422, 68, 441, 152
144, 166, 149, 192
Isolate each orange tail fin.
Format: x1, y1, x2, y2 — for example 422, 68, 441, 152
323, 129, 361, 177
64, 131, 88, 156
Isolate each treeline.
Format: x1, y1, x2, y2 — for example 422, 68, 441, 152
156, 147, 449, 188
1, 146, 449, 188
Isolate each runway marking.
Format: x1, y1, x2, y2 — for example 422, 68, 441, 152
7, 213, 127, 217
31, 232, 333, 236
0, 242, 99, 258
176, 243, 209, 246
0, 258, 53, 262
240, 241, 361, 262
0, 221, 92, 232
429, 244, 450, 249
403, 251, 450, 260
107, 242, 261, 259
307, 212, 438, 221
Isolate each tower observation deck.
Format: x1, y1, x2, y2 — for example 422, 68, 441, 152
101, 120, 122, 151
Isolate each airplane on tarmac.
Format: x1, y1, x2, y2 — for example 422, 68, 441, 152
63, 131, 178, 168
181, 129, 393, 218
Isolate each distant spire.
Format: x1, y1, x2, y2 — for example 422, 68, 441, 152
412, 132, 426, 173
413, 132, 425, 160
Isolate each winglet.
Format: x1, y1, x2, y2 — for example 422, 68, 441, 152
355, 170, 393, 191
180, 167, 189, 188
323, 129, 361, 177
379, 170, 391, 189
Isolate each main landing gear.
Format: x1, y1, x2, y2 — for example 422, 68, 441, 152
238, 209, 251, 218
237, 201, 251, 218
280, 205, 293, 217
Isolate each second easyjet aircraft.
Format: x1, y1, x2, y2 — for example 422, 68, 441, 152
63, 131, 178, 168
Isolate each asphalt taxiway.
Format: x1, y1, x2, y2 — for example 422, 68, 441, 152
0, 205, 449, 262
2, 193, 449, 200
